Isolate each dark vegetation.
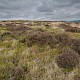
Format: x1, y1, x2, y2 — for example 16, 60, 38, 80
0, 21, 80, 80
56, 48, 79, 69
70, 38, 80, 55
26, 30, 57, 48
54, 33, 71, 47
59, 24, 72, 29
8, 26, 31, 32
65, 27, 80, 33
0, 31, 14, 41
59, 24, 80, 33
74, 75, 80, 80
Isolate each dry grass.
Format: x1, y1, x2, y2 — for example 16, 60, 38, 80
0, 21, 80, 80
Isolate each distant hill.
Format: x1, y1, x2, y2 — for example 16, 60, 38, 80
71, 20, 80, 22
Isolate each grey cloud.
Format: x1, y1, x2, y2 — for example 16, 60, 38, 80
0, 0, 80, 20
0, 0, 39, 10
37, 6, 53, 12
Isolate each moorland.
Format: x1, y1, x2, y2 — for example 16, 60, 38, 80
0, 20, 80, 80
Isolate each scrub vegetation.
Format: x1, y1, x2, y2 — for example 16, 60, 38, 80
0, 21, 80, 80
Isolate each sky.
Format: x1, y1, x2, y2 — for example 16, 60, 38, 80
0, 0, 80, 21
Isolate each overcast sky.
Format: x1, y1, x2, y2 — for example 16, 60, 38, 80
0, 0, 80, 21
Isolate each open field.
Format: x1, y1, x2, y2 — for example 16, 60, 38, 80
0, 20, 80, 80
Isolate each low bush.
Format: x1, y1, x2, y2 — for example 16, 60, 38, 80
56, 48, 79, 69
26, 31, 57, 48
55, 33, 71, 47
65, 27, 80, 33
33, 28, 45, 32
1, 32, 13, 36
8, 26, 31, 32
0, 32, 14, 41
74, 75, 80, 80
58, 24, 72, 29
44, 24, 51, 29
11, 66, 25, 80
70, 38, 80, 55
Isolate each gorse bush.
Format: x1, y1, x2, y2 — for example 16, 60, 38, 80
56, 48, 79, 69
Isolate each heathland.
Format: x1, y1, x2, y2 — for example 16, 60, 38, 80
0, 20, 80, 80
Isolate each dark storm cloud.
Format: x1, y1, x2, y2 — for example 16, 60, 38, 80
0, 0, 80, 20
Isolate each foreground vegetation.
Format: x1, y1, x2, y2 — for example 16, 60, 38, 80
0, 21, 80, 80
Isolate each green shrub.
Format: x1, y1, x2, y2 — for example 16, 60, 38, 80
56, 48, 79, 69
